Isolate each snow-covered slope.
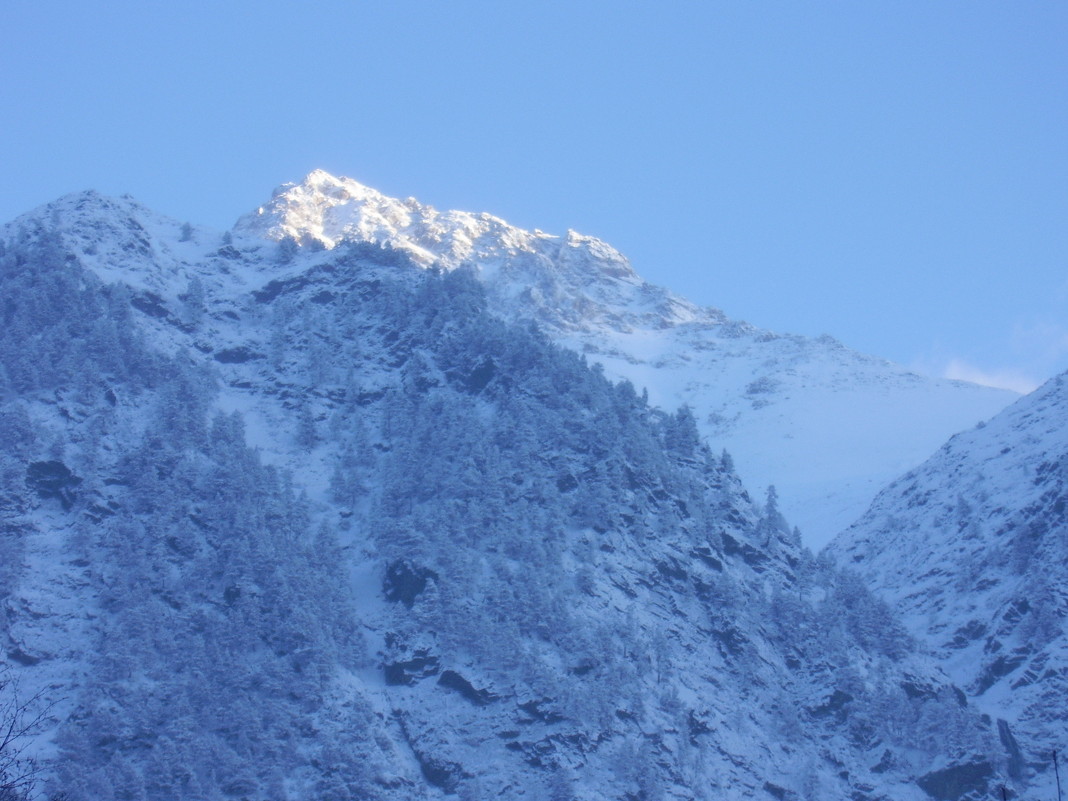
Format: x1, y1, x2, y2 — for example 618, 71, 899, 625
830, 373, 1068, 795
0, 193, 1018, 800
235, 170, 1016, 546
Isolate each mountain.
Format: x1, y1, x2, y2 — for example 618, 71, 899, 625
830, 372, 1068, 797
0, 188, 1016, 799
234, 170, 1017, 546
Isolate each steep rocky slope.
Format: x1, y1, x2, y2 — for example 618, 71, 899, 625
831, 373, 1068, 797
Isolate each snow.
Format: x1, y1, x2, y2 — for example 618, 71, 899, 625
223, 171, 1018, 547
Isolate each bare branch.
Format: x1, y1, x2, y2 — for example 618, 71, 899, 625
0, 667, 57, 801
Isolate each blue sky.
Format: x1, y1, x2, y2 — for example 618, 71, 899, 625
3, 2, 1066, 391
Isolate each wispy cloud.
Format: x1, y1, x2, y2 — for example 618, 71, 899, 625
909, 290, 1068, 397
913, 313, 1068, 396
942, 359, 1038, 395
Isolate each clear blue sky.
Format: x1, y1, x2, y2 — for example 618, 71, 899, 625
3, 2, 1066, 391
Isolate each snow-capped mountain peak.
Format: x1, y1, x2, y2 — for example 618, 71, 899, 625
235, 169, 639, 284
234, 170, 686, 345
232, 173, 1014, 545
248, 169, 430, 253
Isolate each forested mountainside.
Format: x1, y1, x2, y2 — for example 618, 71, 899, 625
0, 192, 1015, 800
830, 372, 1068, 798
235, 171, 1016, 546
